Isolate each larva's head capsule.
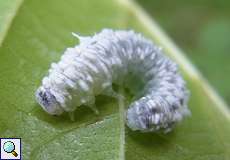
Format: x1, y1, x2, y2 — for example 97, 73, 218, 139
35, 87, 64, 115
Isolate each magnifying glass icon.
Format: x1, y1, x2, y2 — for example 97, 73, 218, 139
3, 141, 18, 157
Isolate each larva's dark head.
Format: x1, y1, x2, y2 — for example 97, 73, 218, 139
35, 87, 64, 115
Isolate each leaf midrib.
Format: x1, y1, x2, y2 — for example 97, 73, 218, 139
118, 88, 125, 160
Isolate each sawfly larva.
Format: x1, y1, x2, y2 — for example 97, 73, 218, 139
35, 29, 190, 133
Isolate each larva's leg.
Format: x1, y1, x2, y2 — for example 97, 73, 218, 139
103, 86, 125, 101
88, 103, 99, 115
164, 127, 172, 134
87, 96, 99, 115
68, 111, 75, 121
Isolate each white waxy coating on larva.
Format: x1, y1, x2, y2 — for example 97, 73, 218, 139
35, 29, 190, 133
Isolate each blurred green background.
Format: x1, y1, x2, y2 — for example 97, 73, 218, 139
137, 0, 230, 105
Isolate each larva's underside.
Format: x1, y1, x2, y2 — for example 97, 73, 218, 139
36, 29, 190, 133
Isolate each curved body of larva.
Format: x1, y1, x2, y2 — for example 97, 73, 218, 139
35, 29, 190, 133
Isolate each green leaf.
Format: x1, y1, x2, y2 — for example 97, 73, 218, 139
0, 0, 229, 159
0, 0, 23, 46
